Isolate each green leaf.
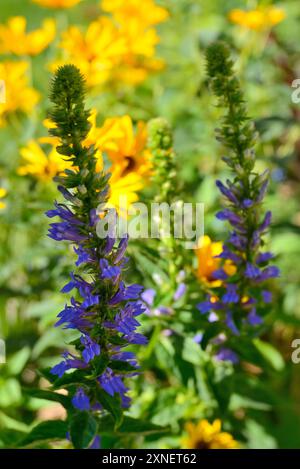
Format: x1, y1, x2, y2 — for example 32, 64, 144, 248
200, 322, 221, 350
244, 419, 277, 449
25, 389, 71, 409
97, 415, 168, 436
0, 411, 29, 433
6, 347, 31, 376
253, 339, 285, 371
96, 388, 123, 429
39, 367, 57, 384
70, 412, 98, 449
0, 378, 22, 406
92, 354, 109, 375
108, 360, 138, 373
232, 338, 266, 366
40, 368, 89, 389
229, 394, 271, 412
18, 420, 68, 447
0, 429, 26, 449
182, 337, 204, 365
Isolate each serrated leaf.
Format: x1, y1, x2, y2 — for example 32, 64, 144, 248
70, 412, 98, 449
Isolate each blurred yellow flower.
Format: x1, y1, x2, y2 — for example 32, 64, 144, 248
83, 110, 121, 154
32, 0, 81, 8
113, 57, 165, 86
0, 187, 7, 209
96, 115, 152, 179
19, 115, 145, 216
107, 164, 144, 218
101, 0, 169, 28
85, 113, 149, 214
182, 419, 239, 449
101, 0, 169, 85
0, 61, 39, 127
229, 6, 285, 31
18, 140, 73, 181
196, 235, 236, 287
54, 18, 127, 87
0, 17, 56, 56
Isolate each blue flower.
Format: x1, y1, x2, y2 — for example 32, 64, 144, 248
242, 198, 253, 208
114, 235, 129, 263
222, 284, 239, 304
50, 360, 71, 378
99, 258, 120, 280
216, 180, 238, 204
89, 435, 101, 449
197, 299, 213, 314
216, 209, 242, 226
48, 221, 87, 242
98, 368, 128, 399
47, 65, 148, 418
203, 43, 280, 361
215, 348, 239, 364
258, 266, 280, 281
72, 387, 90, 411
225, 312, 239, 335
173, 283, 186, 300
81, 335, 101, 363
141, 288, 156, 306
245, 262, 261, 279
256, 252, 274, 264
262, 290, 272, 303
247, 308, 263, 326
193, 333, 203, 344
208, 312, 219, 323
74, 246, 94, 266
212, 269, 228, 280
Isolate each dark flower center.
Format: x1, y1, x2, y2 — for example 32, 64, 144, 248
194, 440, 210, 450
124, 155, 136, 173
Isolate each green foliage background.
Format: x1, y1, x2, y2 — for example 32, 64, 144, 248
0, 0, 300, 448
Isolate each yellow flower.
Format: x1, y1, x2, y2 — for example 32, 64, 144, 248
18, 140, 73, 181
101, 0, 169, 28
0, 61, 39, 127
101, 0, 168, 85
83, 110, 122, 155
196, 235, 236, 287
19, 116, 144, 216
113, 58, 165, 86
229, 6, 285, 31
182, 419, 239, 449
53, 18, 127, 87
85, 113, 148, 214
107, 164, 144, 218
32, 0, 81, 8
96, 115, 152, 179
0, 17, 55, 56
0, 187, 7, 209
